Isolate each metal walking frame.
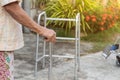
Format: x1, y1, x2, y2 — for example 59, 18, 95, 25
35, 11, 80, 80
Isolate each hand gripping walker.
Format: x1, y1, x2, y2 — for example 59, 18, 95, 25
35, 11, 81, 80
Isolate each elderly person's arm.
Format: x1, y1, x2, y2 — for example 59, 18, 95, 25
3, 1, 56, 43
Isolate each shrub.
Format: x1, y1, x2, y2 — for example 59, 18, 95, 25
44, 0, 120, 35
45, 0, 98, 35
84, 12, 119, 33
84, 0, 120, 33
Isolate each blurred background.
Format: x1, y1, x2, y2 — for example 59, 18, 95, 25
22, 0, 120, 53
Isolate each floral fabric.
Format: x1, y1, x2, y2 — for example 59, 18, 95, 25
0, 51, 14, 80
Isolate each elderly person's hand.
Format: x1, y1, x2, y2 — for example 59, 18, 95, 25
41, 27, 56, 43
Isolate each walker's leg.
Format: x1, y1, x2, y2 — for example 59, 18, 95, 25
48, 43, 53, 80
35, 62, 38, 77
77, 39, 80, 72
77, 13, 81, 72
42, 41, 46, 68
74, 39, 78, 80
74, 13, 80, 80
43, 14, 47, 68
35, 34, 39, 77
77, 24, 80, 72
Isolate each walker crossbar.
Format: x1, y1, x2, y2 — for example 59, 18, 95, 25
45, 55, 74, 58
56, 37, 78, 40
46, 18, 76, 21
35, 11, 80, 80
36, 55, 75, 62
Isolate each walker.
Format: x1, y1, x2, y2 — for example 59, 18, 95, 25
35, 11, 80, 80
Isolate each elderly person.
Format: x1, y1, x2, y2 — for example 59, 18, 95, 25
0, 0, 56, 79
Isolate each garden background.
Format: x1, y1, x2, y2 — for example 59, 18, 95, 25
13, 1, 120, 80
29, 0, 120, 53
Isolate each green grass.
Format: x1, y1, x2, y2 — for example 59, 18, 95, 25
81, 23, 120, 53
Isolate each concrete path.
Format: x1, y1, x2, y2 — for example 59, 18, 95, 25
14, 33, 120, 80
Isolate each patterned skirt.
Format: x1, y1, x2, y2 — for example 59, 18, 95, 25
0, 51, 14, 80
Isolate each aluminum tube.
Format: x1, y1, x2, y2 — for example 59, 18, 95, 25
46, 18, 76, 21
35, 62, 38, 77
35, 34, 39, 77
45, 55, 74, 58
48, 43, 53, 80
36, 34, 39, 61
38, 11, 46, 24
56, 37, 77, 40
77, 13, 81, 72
36, 55, 46, 62
74, 13, 79, 80
35, 11, 46, 76
42, 13, 47, 68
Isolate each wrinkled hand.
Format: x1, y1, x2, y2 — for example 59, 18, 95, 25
41, 27, 56, 43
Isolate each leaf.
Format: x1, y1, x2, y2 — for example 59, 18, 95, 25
45, 0, 98, 35
85, 22, 92, 31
